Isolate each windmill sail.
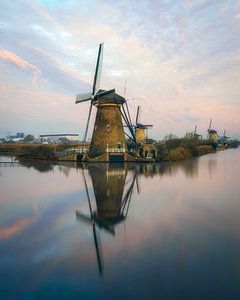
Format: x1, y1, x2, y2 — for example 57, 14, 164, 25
76, 169, 103, 275
207, 118, 213, 139
82, 43, 104, 141
125, 101, 133, 129
76, 211, 92, 225
83, 103, 93, 142
136, 106, 140, 124
208, 118, 212, 131
92, 43, 104, 95
75, 92, 92, 104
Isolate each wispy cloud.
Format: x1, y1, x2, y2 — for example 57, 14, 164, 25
0, 0, 239, 138
0, 49, 42, 84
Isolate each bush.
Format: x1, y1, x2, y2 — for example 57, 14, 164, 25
163, 147, 192, 161
155, 137, 214, 161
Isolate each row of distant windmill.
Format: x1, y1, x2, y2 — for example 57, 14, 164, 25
192, 119, 230, 144
75, 43, 230, 162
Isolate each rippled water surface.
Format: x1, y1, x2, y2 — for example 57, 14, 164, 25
0, 149, 240, 299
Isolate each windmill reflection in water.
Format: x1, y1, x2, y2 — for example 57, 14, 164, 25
76, 164, 139, 275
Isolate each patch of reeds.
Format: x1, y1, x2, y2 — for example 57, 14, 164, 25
0, 144, 79, 160
157, 138, 215, 161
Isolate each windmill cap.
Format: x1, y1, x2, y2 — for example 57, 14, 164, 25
96, 89, 125, 105
209, 129, 217, 133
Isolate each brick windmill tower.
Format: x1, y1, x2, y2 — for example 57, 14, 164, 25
75, 43, 135, 161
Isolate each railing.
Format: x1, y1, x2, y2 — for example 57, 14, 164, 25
106, 147, 126, 153
55, 147, 88, 157
74, 148, 88, 154
56, 147, 126, 157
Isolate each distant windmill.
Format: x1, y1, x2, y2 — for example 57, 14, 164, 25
207, 118, 219, 143
134, 106, 153, 143
194, 125, 197, 135
193, 125, 202, 140
222, 129, 230, 140
75, 43, 136, 160
220, 129, 230, 145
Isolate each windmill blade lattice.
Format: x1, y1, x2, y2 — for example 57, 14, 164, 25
75, 92, 93, 104
92, 43, 104, 95
136, 106, 140, 125
75, 43, 108, 141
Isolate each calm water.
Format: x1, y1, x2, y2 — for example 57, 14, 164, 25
0, 149, 240, 299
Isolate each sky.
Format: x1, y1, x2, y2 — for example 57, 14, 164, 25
0, 0, 240, 140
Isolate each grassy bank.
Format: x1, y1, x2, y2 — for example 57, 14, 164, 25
156, 138, 216, 161
0, 144, 76, 160
0, 139, 228, 162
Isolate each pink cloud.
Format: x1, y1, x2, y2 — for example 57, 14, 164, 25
0, 214, 38, 240
0, 49, 41, 84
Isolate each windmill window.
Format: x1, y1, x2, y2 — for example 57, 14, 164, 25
106, 124, 111, 132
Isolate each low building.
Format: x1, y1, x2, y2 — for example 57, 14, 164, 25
16, 132, 25, 138
39, 134, 80, 143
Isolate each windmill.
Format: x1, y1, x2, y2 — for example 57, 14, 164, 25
76, 164, 138, 275
207, 118, 218, 143
75, 43, 136, 161
193, 125, 202, 140
134, 106, 153, 144
220, 129, 230, 145
124, 105, 155, 159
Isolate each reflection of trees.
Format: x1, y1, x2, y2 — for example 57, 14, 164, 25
128, 159, 199, 179
18, 159, 82, 176
207, 158, 217, 179
18, 159, 55, 173
18, 157, 199, 179
175, 160, 199, 178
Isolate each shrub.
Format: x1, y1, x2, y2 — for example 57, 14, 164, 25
164, 147, 192, 161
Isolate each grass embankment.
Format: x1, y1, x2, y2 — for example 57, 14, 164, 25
0, 144, 76, 160
157, 139, 215, 161
0, 139, 223, 162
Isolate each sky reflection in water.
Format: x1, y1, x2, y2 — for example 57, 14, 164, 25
0, 149, 240, 299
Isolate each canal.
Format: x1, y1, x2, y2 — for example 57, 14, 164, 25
0, 149, 240, 299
